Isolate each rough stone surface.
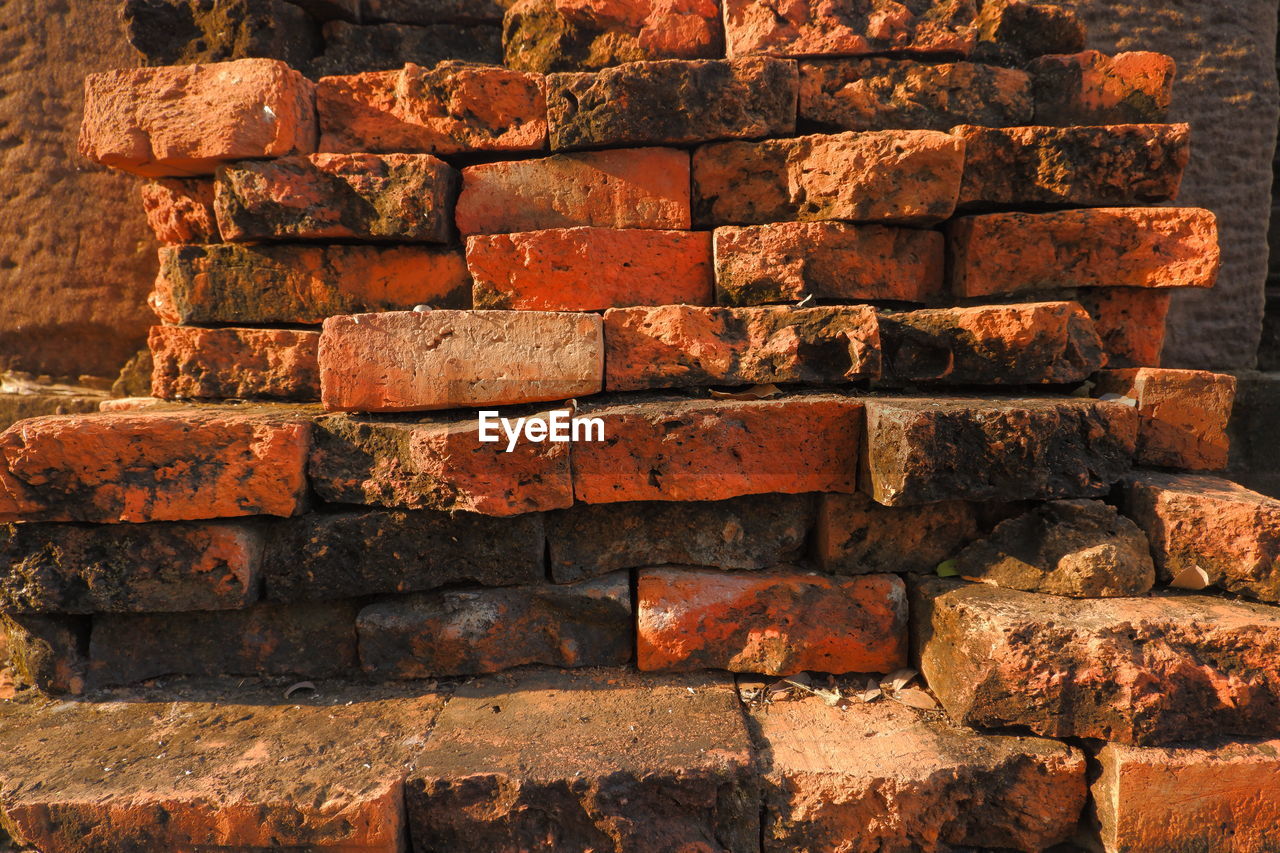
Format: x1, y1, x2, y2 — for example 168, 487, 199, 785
863, 396, 1138, 506
955, 499, 1155, 597
406, 667, 760, 852
0, 410, 311, 523
0, 392, 107, 433
149, 326, 321, 402
0, 520, 261, 613
949, 208, 1220, 297
814, 491, 981, 574
358, 573, 632, 677
123, 0, 320, 67
79, 58, 317, 177
1077, 287, 1170, 367
722, 0, 979, 58
713, 222, 944, 306
603, 304, 881, 392
546, 494, 813, 582
970, 0, 1084, 66
316, 61, 546, 155
693, 129, 964, 226
319, 310, 603, 412
1095, 367, 1237, 470
573, 394, 863, 503
308, 410, 573, 516
153, 243, 471, 325
503, 0, 724, 72
1094, 738, 1280, 853
878, 301, 1105, 386
954, 122, 1190, 208
799, 58, 1032, 131
638, 567, 907, 675
468, 227, 713, 310
1030, 50, 1175, 126
215, 153, 458, 243
2, 613, 87, 695
914, 578, 1280, 745
140, 178, 220, 244
90, 601, 359, 685
456, 147, 691, 234
1124, 472, 1280, 604
547, 56, 797, 150
754, 692, 1087, 853
309, 20, 502, 76
0, 680, 444, 852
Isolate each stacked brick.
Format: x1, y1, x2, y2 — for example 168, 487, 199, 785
2, 1, 1279, 850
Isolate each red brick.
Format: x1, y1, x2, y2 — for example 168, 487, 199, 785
814, 491, 981, 574
949, 208, 1220, 297
309, 411, 574, 516
149, 326, 321, 402
954, 123, 1189, 208
713, 222, 944, 306
637, 567, 907, 675
572, 394, 862, 503
79, 58, 316, 177
0, 410, 311, 523
1031, 50, 1176, 126
546, 56, 797, 150
693, 130, 964, 226
722, 0, 977, 59
319, 310, 603, 412
316, 60, 546, 154
1096, 368, 1237, 470
139, 178, 220, 244
603, 304, 881, 392
214, 153, 458, 243
1077, 287, 1170, 367
153, 243, 471, 325
455, 147, 691, 235
357, 573, 632, 678
468, 227, 713, 311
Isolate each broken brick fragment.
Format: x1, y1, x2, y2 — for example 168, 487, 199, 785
139, 178, 220, 244
1031, 50, 1176, 126
1095, 368, 1237, 470
149, 326, 321, 402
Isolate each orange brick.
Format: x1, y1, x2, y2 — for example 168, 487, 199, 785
468, 227, 713, 311
1096, 368, 1236, 470
1031, 50, 1175, 125
722, 0, 976, 58
637, 567, 907, 675
139, 178, 220, 244
149, 326, 321, 402
1077, 287, 1170, 367
814, 491, 981, 574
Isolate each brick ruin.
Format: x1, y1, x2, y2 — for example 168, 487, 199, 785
2, 1, 1280, 851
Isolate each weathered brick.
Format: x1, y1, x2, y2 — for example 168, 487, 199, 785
263, 508, 545, 601
916, 578, 1280, 745
358, 573, 632, 678
547, 56, 797, 150
90, 601, 359, 685
308, 410, 573, 516
604, 304, 881, 392
316, 61, 545, 154
406, 668, 759, 852
755, 692, 1087, 852
123, 0, 320, 68
1094, 739, 1280, 853
1077, 287, 1170, 368
139, 178, 220, 244
863, 397, 1137, 506
319, 310, 603, 412
638, 567, 907, 675
153, 243, 471, 325
1031, 50, 1176, 126
0, 410, 311, 523
713, 222, 944, 306
2, 614, 87, 695
365, 0, 513, 24
1095, 368, 1237, 471
79, 58, 316, 177
547, 494, 814, 583
456, 147, 691, 234
948, 208, 1220, 297
309, 21, 502, 76
0, 681, 443, 853
878, 302, 1104, 386
503, 0, 724, 72
693, 130, 964, 226
149, 326, 321, 402
1124, 472, 1280, 604
814, 491, 981, 574
0, 520, 261, 613
214, 153, 458, 243
969, 0, 1084, 66
955, 123, 1189, 208
468, 227, 713, 311
573, 394, 863, 503
799, 59, 1032, 131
